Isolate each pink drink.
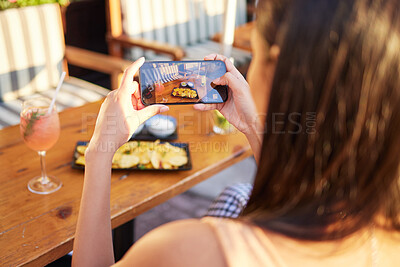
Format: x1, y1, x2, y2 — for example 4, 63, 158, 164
20, 107, 60, 152
20, 97, 62, 194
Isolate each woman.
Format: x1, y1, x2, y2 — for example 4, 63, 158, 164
72, 0, 400, 266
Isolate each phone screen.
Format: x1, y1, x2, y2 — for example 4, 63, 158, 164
139, 60, 228, 105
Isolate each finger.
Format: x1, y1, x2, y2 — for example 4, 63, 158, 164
211, 55, 242, 79
130, 81, 144, 108
204, 54, 218, 60
212, 72, 237, 87
204, 54, 243, 81
127, 81, 145, 110
135, 105, 169, 125
213, 72, 247, 97
131, 93, 146, 110
137, 98, 146, 110
193, 103, 218, 111
119, 57, 145, 94
132, 81, 141, 99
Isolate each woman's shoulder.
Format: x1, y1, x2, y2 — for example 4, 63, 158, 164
114, 218, 228, 267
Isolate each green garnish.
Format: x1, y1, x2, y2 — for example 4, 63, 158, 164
138, 165, 146, 170
23, 110, 42, 137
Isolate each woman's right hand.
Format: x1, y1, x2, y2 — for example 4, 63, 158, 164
194, 54, 260, 135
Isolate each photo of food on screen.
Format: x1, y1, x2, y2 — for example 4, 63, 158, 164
140, 61, 226, 104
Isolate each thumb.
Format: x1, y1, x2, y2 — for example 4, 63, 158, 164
193, 103, 219, 111
136, 105, 169, 124
119, 57, 145, 94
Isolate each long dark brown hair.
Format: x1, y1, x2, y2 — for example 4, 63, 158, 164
242, 0, 400, 240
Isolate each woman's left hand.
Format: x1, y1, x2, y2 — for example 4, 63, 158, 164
88, 58, 169, 156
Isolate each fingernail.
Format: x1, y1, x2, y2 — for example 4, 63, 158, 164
160, 106, 169, 112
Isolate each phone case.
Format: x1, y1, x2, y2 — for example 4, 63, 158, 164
139, 60, 228, 106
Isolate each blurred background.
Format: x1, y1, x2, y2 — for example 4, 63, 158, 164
62, 0, 256, 89
0, 0, 256, 88
0, 1, 257, 265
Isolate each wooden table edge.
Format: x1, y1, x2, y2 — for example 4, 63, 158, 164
19, 147, 253, 266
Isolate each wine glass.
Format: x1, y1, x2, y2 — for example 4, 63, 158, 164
212, 110, 235, 135
20, 97, 62, 194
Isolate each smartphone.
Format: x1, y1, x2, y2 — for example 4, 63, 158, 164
139, 60, 228, 105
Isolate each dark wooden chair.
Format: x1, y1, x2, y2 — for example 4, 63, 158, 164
106, 0, 252, 88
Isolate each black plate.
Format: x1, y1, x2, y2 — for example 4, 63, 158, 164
71, 141, 192, 171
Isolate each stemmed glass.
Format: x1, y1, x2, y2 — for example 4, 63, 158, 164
20, 97, 62, 194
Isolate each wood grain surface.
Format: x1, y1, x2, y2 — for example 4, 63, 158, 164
0, 101, 252, 266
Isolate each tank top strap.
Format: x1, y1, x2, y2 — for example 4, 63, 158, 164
202, 217, 288, 267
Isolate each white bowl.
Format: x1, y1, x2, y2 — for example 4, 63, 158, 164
145, 115, 176, 138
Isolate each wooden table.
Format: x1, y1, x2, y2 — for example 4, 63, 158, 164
0, 101, 252, 266
212, 21, 255, 52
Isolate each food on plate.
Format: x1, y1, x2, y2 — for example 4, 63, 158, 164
169, 155, 188, 166
118, 154, 140, 168
112, 152, 122, 166
172, 88, 198, 99
162, 161, 172, 169
138, 150, 151, 165
76, 145, 87, 155
75, 140, 188, 169
75, 155, 86, 166
150, 151, 161, 169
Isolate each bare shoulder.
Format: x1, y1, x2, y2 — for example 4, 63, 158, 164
113, 219, 227, 267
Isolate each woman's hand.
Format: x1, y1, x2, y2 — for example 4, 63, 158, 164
194, 54, 263, 162
194, 54, 259, 135
88, 58, 169, 156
